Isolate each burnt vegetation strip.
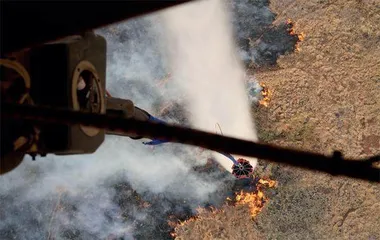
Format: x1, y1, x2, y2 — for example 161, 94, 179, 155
1, 1, 376, 240
230, 0, 303, 69
111, 161, 274, 239
110, 162, 236, 240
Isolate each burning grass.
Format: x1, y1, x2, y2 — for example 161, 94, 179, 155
170, 176, 277, 238
235, 178, 277, 219
259, 82, 272, 107
286, 18, 305, 52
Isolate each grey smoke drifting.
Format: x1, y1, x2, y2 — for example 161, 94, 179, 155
0, 0, 300, 238
0, 138, 231, 239
0, 2, 238, 239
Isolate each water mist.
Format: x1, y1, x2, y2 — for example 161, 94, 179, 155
161, 0, 258, 170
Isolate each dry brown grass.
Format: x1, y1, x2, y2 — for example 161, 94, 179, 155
175, 0, 380, 239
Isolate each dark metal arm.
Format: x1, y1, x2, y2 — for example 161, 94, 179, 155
2, 103, 379, 182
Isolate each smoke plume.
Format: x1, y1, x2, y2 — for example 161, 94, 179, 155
161, 0, 258, 170
0, 0, 301, 238
0, 1, 240, 239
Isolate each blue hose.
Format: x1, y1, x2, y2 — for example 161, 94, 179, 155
148, 115, 167, 124
143, 115, 170, 145
144, 115, 239, 166
143, 139, 169, 145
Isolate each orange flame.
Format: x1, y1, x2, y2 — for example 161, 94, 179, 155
235, 178, 276, 218
297, 32, 305, 42
286, 18, 305, 52
169, 177, 277, 237
258, 178, 277, 188
170, 232, 177, 238
235, 190, 265, 218
259, 82, 272, 107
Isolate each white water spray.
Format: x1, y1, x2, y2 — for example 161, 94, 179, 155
161, 0, 258, 170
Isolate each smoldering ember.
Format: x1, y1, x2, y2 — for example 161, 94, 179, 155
1, 0, 379, 240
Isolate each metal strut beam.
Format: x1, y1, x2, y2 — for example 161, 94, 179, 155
2, 103, 379, 182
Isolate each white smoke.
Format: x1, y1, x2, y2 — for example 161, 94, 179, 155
0, 137, 226, 238
160, 0, 258, 170
0, 0, 259, 239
